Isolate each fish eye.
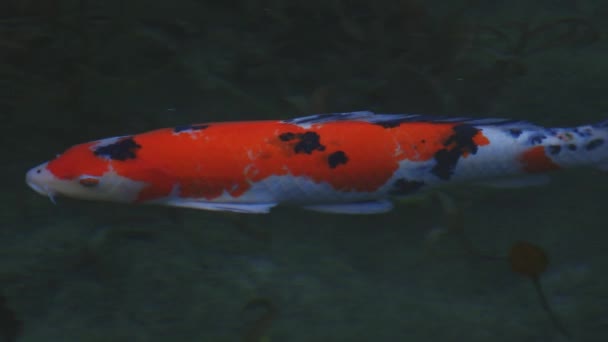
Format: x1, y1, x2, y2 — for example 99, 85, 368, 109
79, 177, 100, 187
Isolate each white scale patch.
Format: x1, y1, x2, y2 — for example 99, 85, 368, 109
26, 160, 148, 204
150, 173, 383, 208
449, 126, 526, 181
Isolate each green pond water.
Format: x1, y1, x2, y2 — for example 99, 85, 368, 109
2, 0, 608, 341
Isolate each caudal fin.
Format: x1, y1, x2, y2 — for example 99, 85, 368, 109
541, 120, 608, 170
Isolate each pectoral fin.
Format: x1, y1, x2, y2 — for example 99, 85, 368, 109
162, 199, 277, 214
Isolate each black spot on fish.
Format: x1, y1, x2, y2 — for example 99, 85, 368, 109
508, 128, 523, 138
294, 132, 325, 154
431, 124, 482, 180
94, 137, 141, 161
548, 145, 561, 155
433, 150, 460, 180
573, 127, 593, 137
375, 120, 402, 128
450, 125, 481, 151
280, 131, 325, 154
529, 134, 546, 145
586, 138, 604, 150
567, 144, 577, 151
173, 124, 209, 133
389, 178, 424, 196
279, 132, 297, 141
328, 151, 348, 168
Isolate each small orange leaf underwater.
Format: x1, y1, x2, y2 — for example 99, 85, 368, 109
435, 194, 569, 338
508, 241, 571, 339
508, 240, 548, 278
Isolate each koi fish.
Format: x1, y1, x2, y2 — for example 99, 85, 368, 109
25, 111, 608, 214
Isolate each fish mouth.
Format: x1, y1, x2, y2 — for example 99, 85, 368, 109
25, 163, 57, 203
26, 179, 47, 196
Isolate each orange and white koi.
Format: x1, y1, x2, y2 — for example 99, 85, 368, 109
25, 111, 608, 214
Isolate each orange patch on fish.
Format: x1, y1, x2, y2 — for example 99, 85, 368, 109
392, 123, 460, 160
47, 141, 109, 179
472, 131, 490, 148
128, 121, 404, 200
519, 146, 561, 173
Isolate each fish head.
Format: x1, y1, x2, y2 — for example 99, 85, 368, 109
26, 137, 147, 204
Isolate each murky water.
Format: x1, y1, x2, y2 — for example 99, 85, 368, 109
3, 0, 608, 341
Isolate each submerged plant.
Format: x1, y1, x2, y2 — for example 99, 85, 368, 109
509, 241, 571, 339
436, 192, 571, 338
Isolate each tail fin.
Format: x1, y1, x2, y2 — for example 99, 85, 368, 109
538, 119, 608, 170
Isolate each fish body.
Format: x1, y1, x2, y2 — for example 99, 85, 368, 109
25, 111, 608, 214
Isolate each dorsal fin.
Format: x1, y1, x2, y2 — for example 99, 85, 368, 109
283, 111, 537, 129
282, 111, 378, 125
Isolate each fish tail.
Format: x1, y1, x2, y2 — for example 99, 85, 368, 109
590, 119, 608, 170
521, 119, 608, 172
561, 119, 608, 169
